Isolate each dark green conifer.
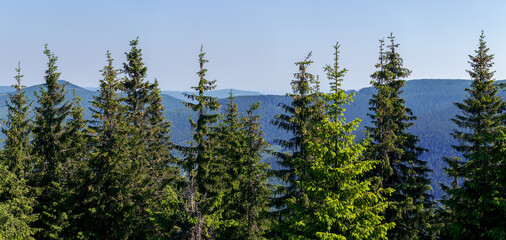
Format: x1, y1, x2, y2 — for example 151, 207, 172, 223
215, 94, 271, 240
270, 52, 323, 235
120, 38, 179, 238
178, 45, 222, 240
30, 45, 74, 239
2, 62, 33, 176
442, 31, 506, 240
366, 34, 435, 240
79, 51, 136, 238
0, 62, 36, 239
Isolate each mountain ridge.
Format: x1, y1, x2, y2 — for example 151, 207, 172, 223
1, 78, 505, 199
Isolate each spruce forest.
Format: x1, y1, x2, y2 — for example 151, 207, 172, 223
0, 32, 505, 240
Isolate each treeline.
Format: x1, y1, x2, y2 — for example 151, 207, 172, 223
0, 33, 505, 239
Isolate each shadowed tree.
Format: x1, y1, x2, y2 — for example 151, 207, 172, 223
366, 34, 435, 240
177, 45, 222, 240
442, 31, 506, 240
269, 52, 326, 237
30, 45, 75, 239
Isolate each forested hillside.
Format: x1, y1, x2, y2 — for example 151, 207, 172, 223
1, 33, 505, 239
1, 79, 503, 199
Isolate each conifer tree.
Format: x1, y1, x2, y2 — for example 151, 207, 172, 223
0, 62, 36, 239
270, 52, 323, 235
60, 91, 90, 237
78, 51, 137, 238
2, 62, 33, 176
146, 78, 180, 191
281, 43, 393, 239
178, 45, 222, 240
442, 32, 506, 240
30, 45, 74, 239
215, 94, 271, 239
64, 91, 88, 164
121, 38, 178, 237
366, 34, 435, 239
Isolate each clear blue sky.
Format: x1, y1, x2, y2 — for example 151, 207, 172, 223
1, 0, 505, 94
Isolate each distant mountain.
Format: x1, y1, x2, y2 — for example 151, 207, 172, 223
84, 86, 100, 91
0, 86, 15, 93
162, 89, 263, 101
0, 80, 184, 120
1, 78, 505, 200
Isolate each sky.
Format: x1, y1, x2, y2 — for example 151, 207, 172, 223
1, 1, 506, 94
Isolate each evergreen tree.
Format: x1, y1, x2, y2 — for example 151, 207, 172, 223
441, 32, 506, 240
215, 94, 271, 240
30, 45, 74, 239
79, 51, 137, 238
178, 45, 222, 240
366, 34, 435, 240
145, 78, 180, 193
2, 62, 33, 177
270, 52, 323, 235
61, 91, 89, 238
0, 62, 36, 239
281, 43, 393, 239
121, 38, 178, 238
122, 39, 177, 190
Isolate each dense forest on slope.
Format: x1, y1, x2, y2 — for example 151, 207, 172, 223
1, 79, 503, 199
2, 32, 505, 239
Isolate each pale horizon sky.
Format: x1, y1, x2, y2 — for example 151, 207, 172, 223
1, 1, 506, 94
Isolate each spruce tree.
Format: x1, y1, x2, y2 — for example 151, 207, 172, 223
281, 43, 393, 239
30, 45, 74, 239
121, 38, 178, 238
441, 32, 506, 240
145, 78, 180, 191
178, 45, 222, 240
366, 34, 435, 240
215, 94, 271, 239
2, 62, 33, 176
0, 62, 36, 239
79, 51, 137, 238
270, 52, 323, 235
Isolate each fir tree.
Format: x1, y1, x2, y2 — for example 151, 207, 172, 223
281, 43, 393, 239
0, 62, 36, 239
78, 51, 137, 238
121, 38, 178, 238
178, 45, 222, 240
215, 94, 271, 239
366, 34, 435, 240
2, 62, 33, 176
442, 31, 506, 240
30, 45, 74, 239
270, 52, 323, 235
145, 78, 180, 192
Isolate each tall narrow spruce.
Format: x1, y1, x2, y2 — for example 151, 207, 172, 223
441, 31, 506, 240
366, 34, 435, 239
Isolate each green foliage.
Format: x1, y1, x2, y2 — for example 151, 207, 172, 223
441, 32, 506, 240
2, 35, 506, 239
270, 53, 322, 233
176, 45, 223, 239
280, 43, 393, 240
30, 45, 75, 239
0, 63, 36, 239
79, 51, 137, 238
214, 94, 272, 239
120, 38, 179, 238
366, 34, 436, 239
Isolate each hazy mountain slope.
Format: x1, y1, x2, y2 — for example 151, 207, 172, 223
162, 89, 263, 101
1, 78, 504, 199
